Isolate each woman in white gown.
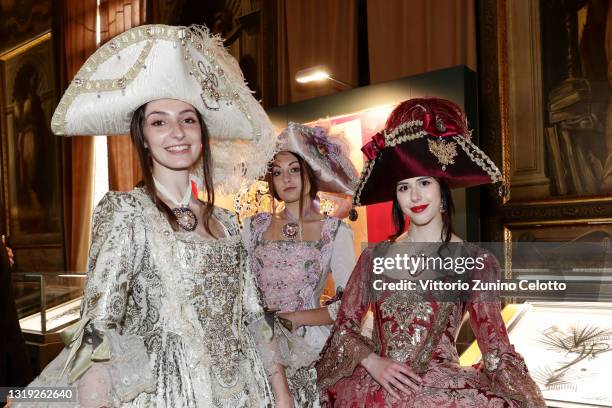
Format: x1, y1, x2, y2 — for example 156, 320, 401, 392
15, 24, 277, 408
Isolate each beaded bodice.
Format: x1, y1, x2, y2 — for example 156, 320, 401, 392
248, 213, 340, 313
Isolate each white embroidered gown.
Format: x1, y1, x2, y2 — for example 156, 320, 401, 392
17, 188, 273, 408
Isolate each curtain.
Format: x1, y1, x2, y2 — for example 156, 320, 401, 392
275, 0, 359, 104
274, 0, 476, 103
99, 0, 145, 192
367, 0, 477, 83
60, 0, 97, 272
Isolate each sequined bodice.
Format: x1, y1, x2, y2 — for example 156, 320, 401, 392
247, 213, 340, 314
177, 235, 245, 384
373, 291, 463, 367
316, 245, 547, 408
53, 189, 273, 407
253, 240, 323, 311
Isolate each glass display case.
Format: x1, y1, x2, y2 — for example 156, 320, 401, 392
11, 272, 85, 373
12, 272, 85, 336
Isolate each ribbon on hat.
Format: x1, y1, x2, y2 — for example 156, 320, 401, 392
423, 113, 460, 137
362, 132, 386, 160
306, 127, 341, 157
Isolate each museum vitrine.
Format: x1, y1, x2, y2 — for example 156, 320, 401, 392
12, 272, 84, 372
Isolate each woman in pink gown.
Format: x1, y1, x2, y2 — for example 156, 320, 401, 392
243, 123, 359, 407
315, 98, 546, 408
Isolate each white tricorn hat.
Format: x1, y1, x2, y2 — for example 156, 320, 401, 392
51, 24, 276, 194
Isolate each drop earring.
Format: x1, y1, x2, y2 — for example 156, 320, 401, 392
439, 203, 446, 213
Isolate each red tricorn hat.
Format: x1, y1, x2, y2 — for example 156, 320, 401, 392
353, 97, 502, 206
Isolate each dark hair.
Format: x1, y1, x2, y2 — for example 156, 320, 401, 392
130, 103, 216, 236
390, 178, 455, 243
390, 194, 407, 241
267, 151, 318, 221
438, 179, 455, 243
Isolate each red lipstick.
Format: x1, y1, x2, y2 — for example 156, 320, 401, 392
410, 204, 429, 213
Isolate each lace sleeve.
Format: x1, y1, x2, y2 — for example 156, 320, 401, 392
468, 252, 546, 408
241, 232, 266, 323
315, 247, 375, 391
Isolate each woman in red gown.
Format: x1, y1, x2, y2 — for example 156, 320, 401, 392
315, 98, 546, 408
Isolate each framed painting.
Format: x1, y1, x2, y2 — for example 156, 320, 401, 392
504, 219, 612, 243
0, 32, 64, 251
0, 0, 52, 54
477, 0, 612, 242
487, 0, 611, 203
478, 0, 612, 240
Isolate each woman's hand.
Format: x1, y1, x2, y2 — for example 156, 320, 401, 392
277, 311, 302, 332
360, 353, 422, 399
6, 246, 14, 268
277, 307, 334, 331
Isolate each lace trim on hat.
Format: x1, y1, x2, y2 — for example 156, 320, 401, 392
283, 123, 360, 194
353, 120, 426, 206
52, 24, 277, 195
352, 158, 377, 207
300, 124, 360, 190
383, 119, 427, 146
455, 136, 503, 183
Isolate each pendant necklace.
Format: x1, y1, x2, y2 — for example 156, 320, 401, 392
154, 177, 198, 232
281, 209, 300, 241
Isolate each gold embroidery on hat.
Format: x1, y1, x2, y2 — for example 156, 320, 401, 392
428, 138, 458, 168
454, 136, 502, 182
52, 25, 254, 137
196, 60, 221, 110
383, 120, 426, 147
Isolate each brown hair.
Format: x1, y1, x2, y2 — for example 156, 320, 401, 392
267, 151, 318, 222
130, 103, 216, 236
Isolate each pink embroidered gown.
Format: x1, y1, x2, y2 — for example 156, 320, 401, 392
243, 212, 355, 407
315, 243, 546, 408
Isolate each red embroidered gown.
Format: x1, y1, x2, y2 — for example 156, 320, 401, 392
315, 243, 545, 408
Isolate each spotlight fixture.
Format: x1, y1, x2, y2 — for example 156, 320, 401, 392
295, 65, 330, 83
295, 65, 353, 89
